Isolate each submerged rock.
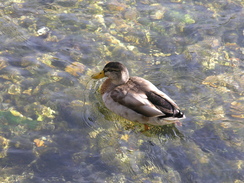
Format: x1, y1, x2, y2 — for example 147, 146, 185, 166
106, 0, 127, 11
230, 99, 244, 119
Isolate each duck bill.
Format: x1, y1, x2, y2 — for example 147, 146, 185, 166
91, 70, 105, 79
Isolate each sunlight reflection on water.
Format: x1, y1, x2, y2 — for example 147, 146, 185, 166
0, 0, 243, 182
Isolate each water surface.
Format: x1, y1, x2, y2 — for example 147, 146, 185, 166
0, 0, 243, 182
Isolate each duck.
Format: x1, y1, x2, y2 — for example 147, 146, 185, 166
91, 62, 185, 126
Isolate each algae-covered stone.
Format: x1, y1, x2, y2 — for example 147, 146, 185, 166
65, 62, 85, 76
8, 84, 21, 95
37, 53, 56, 67
184, 14, 195, 24
107, 0, 127, 11
150, 10, 164, 20
202, 73, 241, 94
0, 110, 38, 131
124, 8, 139, 20
87, 3, 104, 14
165, 11, 195, 24
0, 57, 8, 70
36, 105, 56, 121
0, 135, 9, 158
20, 56, 38, 67
230, 99, 244, 119
23, 102, 56, 122
149, 4, 166, 20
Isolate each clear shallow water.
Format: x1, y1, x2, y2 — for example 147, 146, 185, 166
0, 0, 244, 182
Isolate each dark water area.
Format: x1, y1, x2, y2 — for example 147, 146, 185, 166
0, 0, 243, 182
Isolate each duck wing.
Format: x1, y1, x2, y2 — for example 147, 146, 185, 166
110, 80, 163, 117
145, 90, 182, 118
131, 77, 184, 118
110, 77, 184, 118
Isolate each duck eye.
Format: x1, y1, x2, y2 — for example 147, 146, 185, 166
105, 69, 116, 72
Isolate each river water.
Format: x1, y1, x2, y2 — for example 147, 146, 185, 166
0, 0, 243, 182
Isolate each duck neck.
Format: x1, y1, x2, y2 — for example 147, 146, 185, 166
113, 70, 129, 85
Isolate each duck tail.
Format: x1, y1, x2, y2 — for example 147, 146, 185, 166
158, 110, 185, 120
174, 109, 185, 118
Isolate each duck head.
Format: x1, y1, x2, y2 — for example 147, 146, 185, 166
92, 62, 129, 85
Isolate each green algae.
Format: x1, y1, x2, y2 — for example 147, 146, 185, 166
0, 111, 37, 129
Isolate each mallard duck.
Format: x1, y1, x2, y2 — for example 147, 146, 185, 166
91, 62, 185, 126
